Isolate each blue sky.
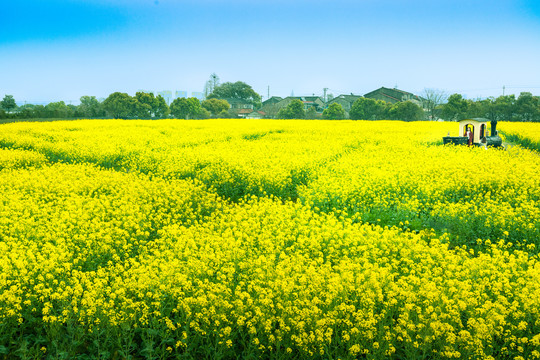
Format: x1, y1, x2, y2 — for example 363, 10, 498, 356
1, 0, 539, 104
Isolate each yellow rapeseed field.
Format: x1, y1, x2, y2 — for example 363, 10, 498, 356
0, 119, 539, 359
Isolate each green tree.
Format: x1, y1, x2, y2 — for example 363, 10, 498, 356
208, 81, 261, 108
388, 101, 424, 121
132, 92, 169, 118
153, 95, 170, 118
103, 92, 136, 119
322, 103, 346, 120
516, 92, 540, 122
441, 94, 468, 121
44, 101, 72, 118
134, 92, 154, 118
305, 106, 318, 119
1, 95, 17, 113
349, 97, 388, 120
79, 96, 104, 118
277, 99, 305, 119
493, 95, 516, 121
170, 97, 203, 119
201, 98, 230, 116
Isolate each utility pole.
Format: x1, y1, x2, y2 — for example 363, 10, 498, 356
323, 87, 328, 102
267, 86, 270, 100
503, 85, 505, 96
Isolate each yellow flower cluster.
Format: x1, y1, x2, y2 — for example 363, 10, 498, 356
502, 121, 540, 142
0, 119, 539, 359
500, 121, 540, 152
0, 148, 46, 170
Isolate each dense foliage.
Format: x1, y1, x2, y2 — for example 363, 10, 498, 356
0, 119, 539, 359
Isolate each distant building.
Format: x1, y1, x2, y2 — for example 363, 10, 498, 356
262, 96, 283, 107
226, 98, 254, 110
326, 94, 363, 113
275, 96, 325, 113
191, 92, 205, 101
364, 87, 425, 108
175, 91, 187, 99
234, 109, 266, 119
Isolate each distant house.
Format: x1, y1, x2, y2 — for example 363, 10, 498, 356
225, 98, 254, 110
275, 96, 326, 113
236, 109, 265, 119
364, 87, 425, 108
327, 94, 363, 112
262, 96, 283, 107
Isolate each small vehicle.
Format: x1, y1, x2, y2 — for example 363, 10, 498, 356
443, 118, 503, 147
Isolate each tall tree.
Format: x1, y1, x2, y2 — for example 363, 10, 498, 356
134, 92, 156, 118
493, 95, 516, 121
79, 96, 104, 118
322, 103, 346, 120
388, 101, 424, 121
44, 101, 72, 118
0, 95, 17, 113
208, 81, 261, 108
516, 92, 540, 122
103, 92, 136, 119
201, 98, 230, 116
277, 99, 304, 119
441, 94, 468, 121
349, 98, 388, 120
153, 95, 170, 118
421, 88, 448, 120
170, 97, 203, 119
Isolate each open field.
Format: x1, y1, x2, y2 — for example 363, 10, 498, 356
1, 119, 540, 359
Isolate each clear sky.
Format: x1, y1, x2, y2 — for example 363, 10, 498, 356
1, 0, 540, 104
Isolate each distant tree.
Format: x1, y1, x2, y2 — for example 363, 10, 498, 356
201, 98, 230, 116
0, 109, 6, 119
44, 101, 72, 118
388, 101, 424, 121
421, 88, 448, 120
170, 97, 203, 119
305, 106, 318, 119
208, 81, 261, 108
134, 92, 155, 118
349, 97, 387, 120
493, 95, 516, 121
1, 95, 17, 113
204, 73, 220, 98
277, 99, 305, 119
153, 95, 170, 118
516, 92, 540, 122
103, 92, 136, 119
441, 94, 468, 121
79, 96, 104, 118
323, 103, 346, 120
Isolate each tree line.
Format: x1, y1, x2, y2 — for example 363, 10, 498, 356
2, 86, 539, 122
0, 92, 233, 120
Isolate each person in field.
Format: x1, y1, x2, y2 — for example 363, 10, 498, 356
466, 127, 473, 146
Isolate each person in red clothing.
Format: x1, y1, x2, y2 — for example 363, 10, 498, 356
466, 127, 474, 146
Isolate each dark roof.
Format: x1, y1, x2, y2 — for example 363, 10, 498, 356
329, 94, 362, 104
364, 87, 421, 102
262, 96, 283, 105
281, 96, 323, 103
